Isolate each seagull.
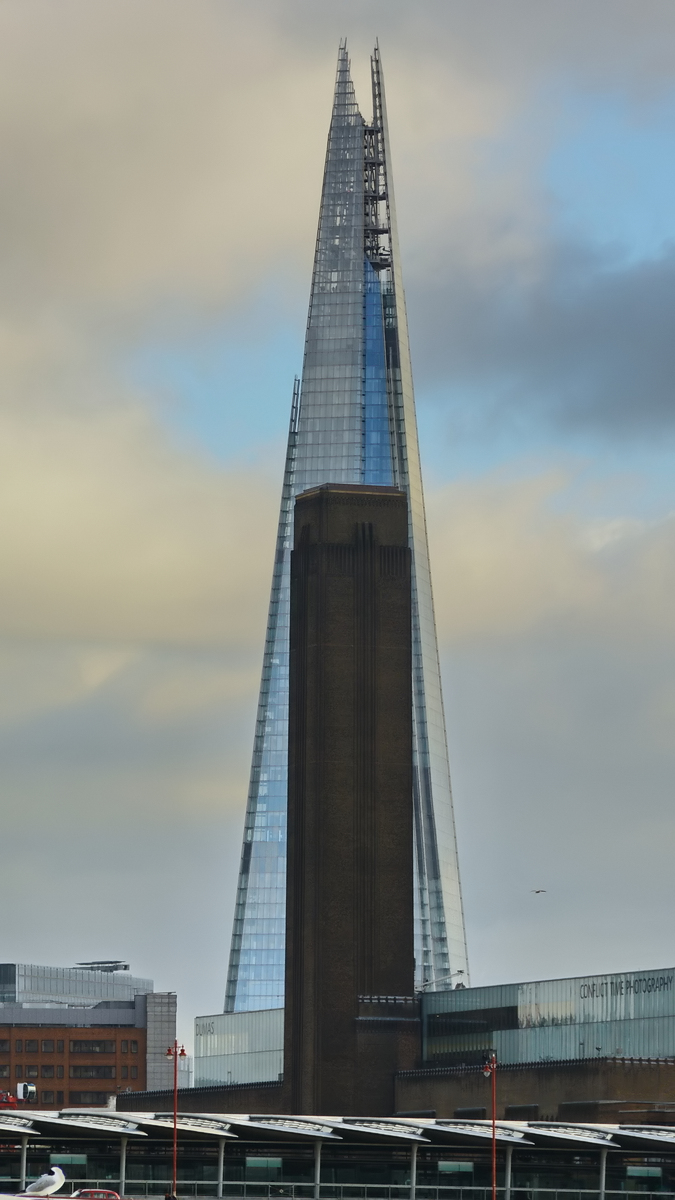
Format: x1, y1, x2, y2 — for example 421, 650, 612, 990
531, 889, 546, 894
24, 1167, 66, 1196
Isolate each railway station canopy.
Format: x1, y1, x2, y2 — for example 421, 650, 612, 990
2, 1110, 675, 1198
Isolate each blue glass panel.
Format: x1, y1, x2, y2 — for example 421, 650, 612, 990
363, 259, 394, 485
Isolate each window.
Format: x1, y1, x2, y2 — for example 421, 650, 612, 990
25, 1040, 38, 1053
0, 1039, 9, 1053
131, 1041, 138, 1054
41, 1065, 54, 1078
56, 1065, 64, 1079
130, 1065, 138, 1079
25, 1066, 38, 1078
56, 1091, 64, 1105
56, 1040, 64, 1053
246, 1158, 282, 1182
15, 1065, 23, 1079
15, 1040, 22, 1053
69, 1091, 110, 1105
69, 1040, 115, 1054
69, 1065, 115, 1079
121, 1040, 128, 1053
42, 1091, 55, 1104
121, 1066, 128, 1079
41, 1039, 54, 1053
0, 1065, 9, 1078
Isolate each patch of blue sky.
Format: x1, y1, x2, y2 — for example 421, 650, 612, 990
414, 87, 675, 519
416, 383, 675, 524
544, 89, 675, 264
127, 303, 304, 466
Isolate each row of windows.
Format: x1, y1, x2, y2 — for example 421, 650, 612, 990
1, 1064, 63, 1078
0, 1063, 139, 1079
0, 1039, 63, 1053
37, 1089, 114, 1104
0, 1038, 138, 1054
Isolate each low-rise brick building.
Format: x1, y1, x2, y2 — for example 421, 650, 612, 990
0, 961, 175, 1108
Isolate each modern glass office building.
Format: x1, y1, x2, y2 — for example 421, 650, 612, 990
194, 1009, 284, 1088
224, 43, 469, 1013
422, 966, 675, 1066
0, 962, 153, 1006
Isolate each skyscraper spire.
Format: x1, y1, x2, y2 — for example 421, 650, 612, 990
225, 43, 468, 1015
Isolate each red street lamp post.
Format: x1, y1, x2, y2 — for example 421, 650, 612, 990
166, 1041, 187, 1197
483, 1053, 497, 1200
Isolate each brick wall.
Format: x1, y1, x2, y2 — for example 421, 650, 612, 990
0, 1024, 147, 1108
395, 1056, 675, 1120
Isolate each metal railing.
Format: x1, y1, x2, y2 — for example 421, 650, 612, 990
2, 1184, 673, 1200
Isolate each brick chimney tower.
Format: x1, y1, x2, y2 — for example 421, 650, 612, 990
285, 483, 419, 1115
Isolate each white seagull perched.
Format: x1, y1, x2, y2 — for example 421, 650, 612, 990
23, 1167, 66, 1196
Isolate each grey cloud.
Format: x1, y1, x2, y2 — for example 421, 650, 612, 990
266, 0, 675, 95
3, 0, 675, 327
407, 241, 675, 440
444, 634, 675, 986
0, 640, 257, 1042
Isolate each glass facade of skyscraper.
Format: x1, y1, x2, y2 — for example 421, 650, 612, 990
225, 44, 469, 1013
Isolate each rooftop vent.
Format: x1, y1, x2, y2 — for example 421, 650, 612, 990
75, 961, 130, 973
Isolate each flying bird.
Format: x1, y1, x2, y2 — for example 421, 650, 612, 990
531, 889, 547, 894
24, 1167, 66, 1195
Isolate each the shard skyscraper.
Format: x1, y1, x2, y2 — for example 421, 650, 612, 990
225, 43, 468, 1014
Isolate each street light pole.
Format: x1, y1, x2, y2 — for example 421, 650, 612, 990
166, 1040, 186, 1197
483, 1053, 497, 1200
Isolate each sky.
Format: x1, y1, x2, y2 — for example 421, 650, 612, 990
3, 0, 675, 1050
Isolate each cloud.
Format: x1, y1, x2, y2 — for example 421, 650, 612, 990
0, 636, 260, 1035
421, 469, 675, 983
5, 462, 675, 1025
408, 241, 675, 440
0, 0, 335, 326
3, 0, 675, 454
4, 0, 673, 327
427, 472, 601, 640
428, 470, 675, 645
3, 0, 675, 1029
445, 627, 675, 986
0, 641, 134, 723
0, 394, 277, 644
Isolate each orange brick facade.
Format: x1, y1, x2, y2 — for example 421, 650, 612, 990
0, 1024, 147, 1108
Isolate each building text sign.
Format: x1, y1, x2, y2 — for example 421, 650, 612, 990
579, 974, 674, 1000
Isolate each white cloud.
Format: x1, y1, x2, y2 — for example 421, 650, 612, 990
428, 471, 675, 647
0, 397, 277, 644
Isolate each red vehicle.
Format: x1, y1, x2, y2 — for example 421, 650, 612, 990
0, 1083, 37, 1108
71, 1192, 120, 1200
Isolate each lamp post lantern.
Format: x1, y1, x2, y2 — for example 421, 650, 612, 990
166, 1040, 186, 1196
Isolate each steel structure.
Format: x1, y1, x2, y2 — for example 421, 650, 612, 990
224, 43, 469, 1013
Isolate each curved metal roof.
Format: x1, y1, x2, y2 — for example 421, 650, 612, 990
430, 1120, 533, 1145
5, 1110, 675, 1151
